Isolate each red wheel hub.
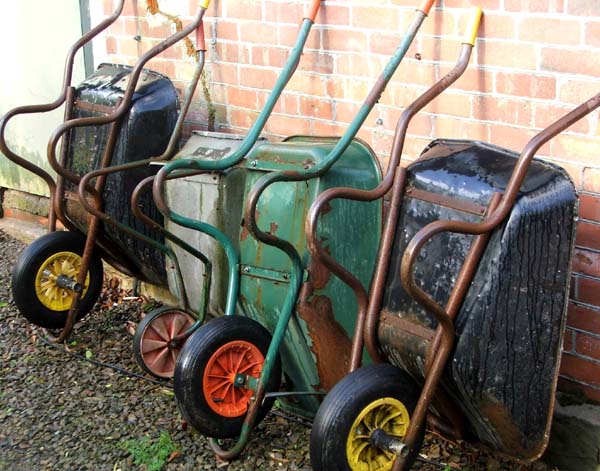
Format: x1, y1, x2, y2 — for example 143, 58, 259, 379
140, 311, 194, 378
202, 340, 264, 418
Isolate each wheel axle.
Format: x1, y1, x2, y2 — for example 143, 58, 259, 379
370, 428, 409, 458
55, 274, 83, 293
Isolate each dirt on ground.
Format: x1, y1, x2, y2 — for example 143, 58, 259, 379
0, 227, 558, 471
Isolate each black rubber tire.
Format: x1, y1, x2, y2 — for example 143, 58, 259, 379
310, 363, 424, 471
11, 231, 104, 329
132, 306, 195, 379
174, 316, 281, 439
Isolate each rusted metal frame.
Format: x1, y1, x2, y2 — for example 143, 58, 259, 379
47, 8, 207, 192
73, 44, 207, 291
405, 187, 487, 216
243, 7, 433, 378
0, 0, 125, 231
47, 8, 208, 342
152, 8, 323, 322
305, 45, 474, 368
392, 91, 600, 471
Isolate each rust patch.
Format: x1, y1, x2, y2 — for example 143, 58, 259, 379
240, 208, 259, 241
269, 222, 278, 235
296, 293, 352, 391
478, 398, 537, 460
307, 258, 331, 290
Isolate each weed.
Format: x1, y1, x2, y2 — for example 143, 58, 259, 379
119, 431, 177, 471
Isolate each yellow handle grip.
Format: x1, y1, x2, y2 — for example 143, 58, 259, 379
464, 7, 483, 46
199, 0, 210, 9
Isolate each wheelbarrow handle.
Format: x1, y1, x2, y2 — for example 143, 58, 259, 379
418, 0, 436, 15
196, 18, 206, 51
464, 6, 483, 46
306, 0, 321, 22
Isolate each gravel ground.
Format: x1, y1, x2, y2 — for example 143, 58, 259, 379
0, 227, 557, 471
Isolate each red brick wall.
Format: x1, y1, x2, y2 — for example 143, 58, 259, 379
98, 0, 600, 400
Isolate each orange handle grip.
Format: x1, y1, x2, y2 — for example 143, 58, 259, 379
305, 0, 321, 22
196, 21, 206, 51
463, 7, 483, 46
418, 0, 436, 15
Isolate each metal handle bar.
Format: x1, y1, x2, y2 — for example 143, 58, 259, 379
151, 0, 322, 200
242, 2, 438, 377
47, 6, 207, 190
305, 7, 482, 365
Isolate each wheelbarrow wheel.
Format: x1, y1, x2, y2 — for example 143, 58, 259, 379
11, 231, 103, 329
133, 306, 195, 379
174, 315, 281, 439
310, 363, 424, 471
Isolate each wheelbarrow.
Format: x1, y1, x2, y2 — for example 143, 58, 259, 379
70, 0, 324, 378
153, 0, 475, 460
7, 0, 209, 346
307, 23, 600, 471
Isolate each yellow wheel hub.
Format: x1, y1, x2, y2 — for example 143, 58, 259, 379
35, 251, 90, 311
346, 397, 410, 471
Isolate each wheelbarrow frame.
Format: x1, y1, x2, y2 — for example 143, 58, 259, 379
306, 19, 600, 471
157, 0, 441, 460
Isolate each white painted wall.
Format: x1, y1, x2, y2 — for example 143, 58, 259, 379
0, 1, 86, 196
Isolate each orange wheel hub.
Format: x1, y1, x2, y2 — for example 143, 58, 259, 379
202, 340, 264, 418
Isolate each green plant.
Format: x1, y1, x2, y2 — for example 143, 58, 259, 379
120, 431, 177, 471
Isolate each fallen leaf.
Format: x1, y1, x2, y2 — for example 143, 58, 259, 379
167, 450, 181, 463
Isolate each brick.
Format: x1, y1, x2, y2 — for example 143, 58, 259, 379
238, 66, 278, 90
574, 276, 600, 306
519, 17, 581, 45
576, 331, 600, 360
568, 0, 600, 16
316, 4, 350, 27
300, 96, 334, 120
266, 114, 312, 136
489, 124, 550, 154
251, 46, 288, 68
226, 87, 258, 109
287, 72, 325, 96
586, 23, 600, 48
264, 1, 305, 24
559, 79, 600, 106
476, 13, 516, 41
576, 221, 600, 252
534, 103, 590, 135
477, 40, 537, 70
583, 168, 600, 193
573, 249, 600, 279
551, 136, 600, 166
580, 193, 600, 222
505, 0, 564, 13
224, 0, 262, 20
322, 29, 367, 53
563, 328, 575, 353
212, 20, 239, 42
559, 352, 600, 388
443, 0, 501, 8
240, 21, 278, 45
299, 51, 334, 75
567, 303, 600, 336
228, 107, 259, 130
278, 24, 320, 49
496, 72, 556, 100
472, 95, 532, 127
351, 6, 402, 31
542, 48, 600, 78
423, 93, 472, 119
434, 116, 489, 141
